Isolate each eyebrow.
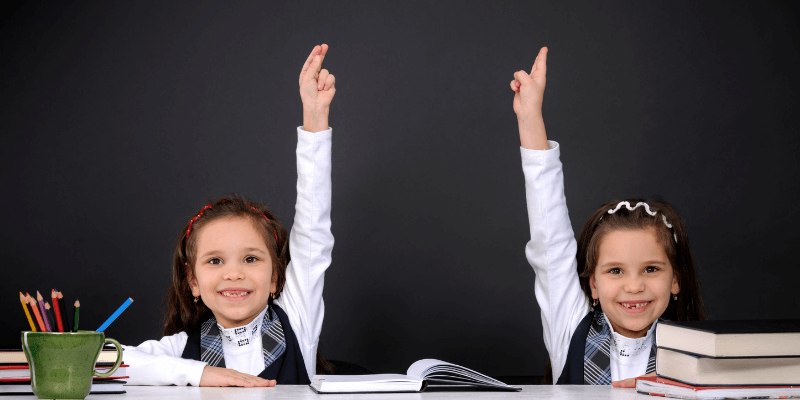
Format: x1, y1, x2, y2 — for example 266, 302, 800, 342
198, 250, 222, 259
598, 260, 668, 268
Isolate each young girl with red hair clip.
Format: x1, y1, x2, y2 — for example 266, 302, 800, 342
122, 44, 337, 387
511, 48, 706, 386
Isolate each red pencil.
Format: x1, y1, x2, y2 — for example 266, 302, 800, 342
51, 289, 64, 332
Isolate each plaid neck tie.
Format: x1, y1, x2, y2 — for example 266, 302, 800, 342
199, 306, 287, 370
583, 310, 656, 385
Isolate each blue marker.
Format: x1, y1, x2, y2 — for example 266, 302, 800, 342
96, 298, 134, 332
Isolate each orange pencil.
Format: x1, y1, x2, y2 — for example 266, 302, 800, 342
27, 294, 46, 332
51, 290, 63, 332
19, 292, 36, 331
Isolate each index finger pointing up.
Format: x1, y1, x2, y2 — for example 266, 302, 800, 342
531, 47, 548, 77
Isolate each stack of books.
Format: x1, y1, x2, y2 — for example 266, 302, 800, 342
636, 320, 800, 399
0, 344, 128, 395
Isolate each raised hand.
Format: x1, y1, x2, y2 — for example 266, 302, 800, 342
511, 47, 547, 117
299, 44, 336, 132
511, 47, 549, 150
199, 365, 277, 387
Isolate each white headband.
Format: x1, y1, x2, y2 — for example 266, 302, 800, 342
607, 201, 677, 242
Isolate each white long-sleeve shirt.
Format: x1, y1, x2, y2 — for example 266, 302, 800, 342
122, 126, 334, 386
521, 141, 653, 384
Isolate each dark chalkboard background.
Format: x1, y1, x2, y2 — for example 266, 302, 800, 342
2, 1, 798, 377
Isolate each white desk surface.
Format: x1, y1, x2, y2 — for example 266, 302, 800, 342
58, 385, 656, 400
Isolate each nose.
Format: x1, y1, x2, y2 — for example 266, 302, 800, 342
622, 273, 645, 294
221, 261, 246, 281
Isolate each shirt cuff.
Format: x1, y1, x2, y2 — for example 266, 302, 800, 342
297, 126, 332, 140
520, 140, 560, 164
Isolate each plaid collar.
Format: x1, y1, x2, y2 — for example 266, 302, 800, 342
199, 305, 286, 370
583, 310, 657, 385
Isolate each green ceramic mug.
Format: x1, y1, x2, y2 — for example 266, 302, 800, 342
22, 331, 123, 400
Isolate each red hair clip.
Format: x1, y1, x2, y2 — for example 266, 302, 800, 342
185, 202, 278, 243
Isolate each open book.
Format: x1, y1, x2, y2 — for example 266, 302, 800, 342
310, 359, 520, 393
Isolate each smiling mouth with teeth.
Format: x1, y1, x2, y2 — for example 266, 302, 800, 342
620, 302, 650, 309
220, 291, 251, 297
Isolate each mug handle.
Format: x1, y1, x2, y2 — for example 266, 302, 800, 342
94, 338, 123, 378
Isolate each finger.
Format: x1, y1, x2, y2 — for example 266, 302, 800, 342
324, 73, 335, 90
230, 376, 255, 387
513, 70, 530, 86
611, 377, 636, 388
509, 79, 517, 92
304, 55, 323, 83
300, 45, 322, 85
532, 47, 548, 78
317, 69, 329, 90
318, 43, 329, 64
301, 45, 321, 75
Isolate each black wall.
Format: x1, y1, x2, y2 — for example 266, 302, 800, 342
2, 1, 798, 377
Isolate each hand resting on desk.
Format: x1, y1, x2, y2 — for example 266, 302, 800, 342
199, 366, 277, 387
611, 372, 655, 388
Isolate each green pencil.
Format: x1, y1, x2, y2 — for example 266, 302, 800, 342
73, 299, 80, 331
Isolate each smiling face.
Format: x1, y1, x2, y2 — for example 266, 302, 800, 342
590, 227, 680, 338
188, 216, 276, 329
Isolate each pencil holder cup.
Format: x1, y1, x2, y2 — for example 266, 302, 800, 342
21, 331, 123, 400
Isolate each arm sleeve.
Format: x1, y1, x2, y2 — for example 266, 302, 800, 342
274, 126, 334, 381
121, 332, 207, 386
521, 140, 591, 384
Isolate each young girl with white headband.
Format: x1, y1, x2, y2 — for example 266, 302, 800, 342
121, 44, 337, 387
510, 48, 706, 386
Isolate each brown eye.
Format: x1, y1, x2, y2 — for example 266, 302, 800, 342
208, 257, 222, 265
244, 256, 258, 263
608, 268, 621, 275
645, 266, 659, 273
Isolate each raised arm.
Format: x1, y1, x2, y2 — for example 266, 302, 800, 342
512, 48, 590, 383
274, 44, 336, 381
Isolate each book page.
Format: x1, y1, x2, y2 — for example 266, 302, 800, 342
312, 374, 414, 383
310, 374, 423, 393
406, 359, 511, 388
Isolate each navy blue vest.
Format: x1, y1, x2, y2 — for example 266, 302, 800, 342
181, 304, 310, 384
555, 311, 594, 385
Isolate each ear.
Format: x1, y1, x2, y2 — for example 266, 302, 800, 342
589, 275, 599, 300
186, 263, 201, 297
270, 271, 278, 295
671, 271, 680, 295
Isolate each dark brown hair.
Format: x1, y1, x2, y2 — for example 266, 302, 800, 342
576, 199, 706, 321
161, 194, 334, 374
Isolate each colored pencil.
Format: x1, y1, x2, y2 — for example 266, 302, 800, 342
19, 292, 36, 332
27, 294, 46, 332
96, 298, 133, 332
36, 291, 51, 332
57, 291, 71, 332
44, 302, 55, 332
74, 300, 80, 331
51, 290, 64, 332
